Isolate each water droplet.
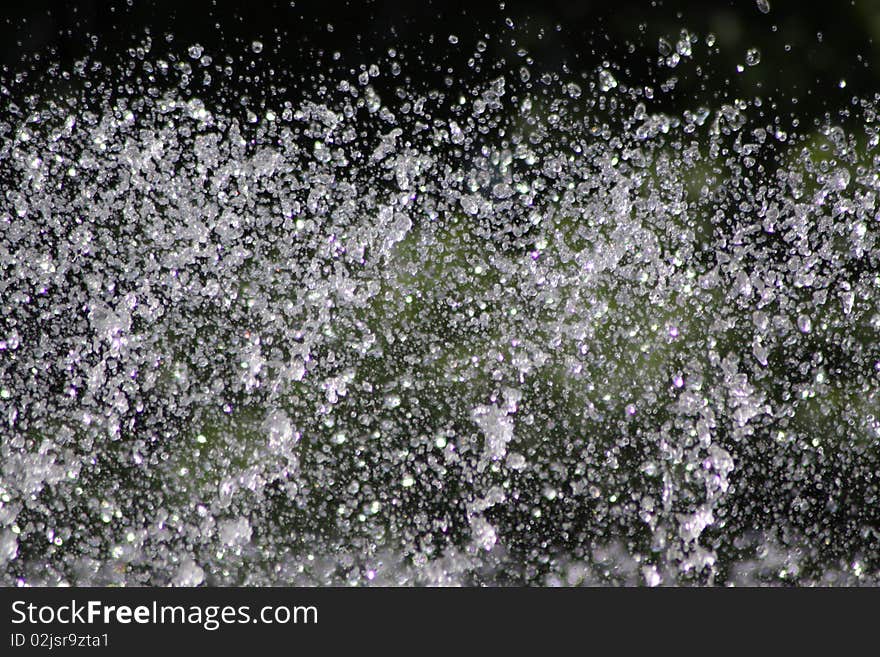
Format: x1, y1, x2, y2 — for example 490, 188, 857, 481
745, 48, 761, 66
658, 38, 672, 56
797, 314, 812, 334
598, 69, 617, 92
676, 34, 692, 58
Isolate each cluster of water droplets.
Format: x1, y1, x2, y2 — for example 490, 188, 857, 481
2, 28, 880, 586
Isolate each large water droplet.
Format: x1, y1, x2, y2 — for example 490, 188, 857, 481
598, 69, 617, 92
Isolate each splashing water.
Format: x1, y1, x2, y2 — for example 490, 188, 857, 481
2, 20, 880, 587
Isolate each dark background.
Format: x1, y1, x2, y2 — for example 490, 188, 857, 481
0, 0, 876, 121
